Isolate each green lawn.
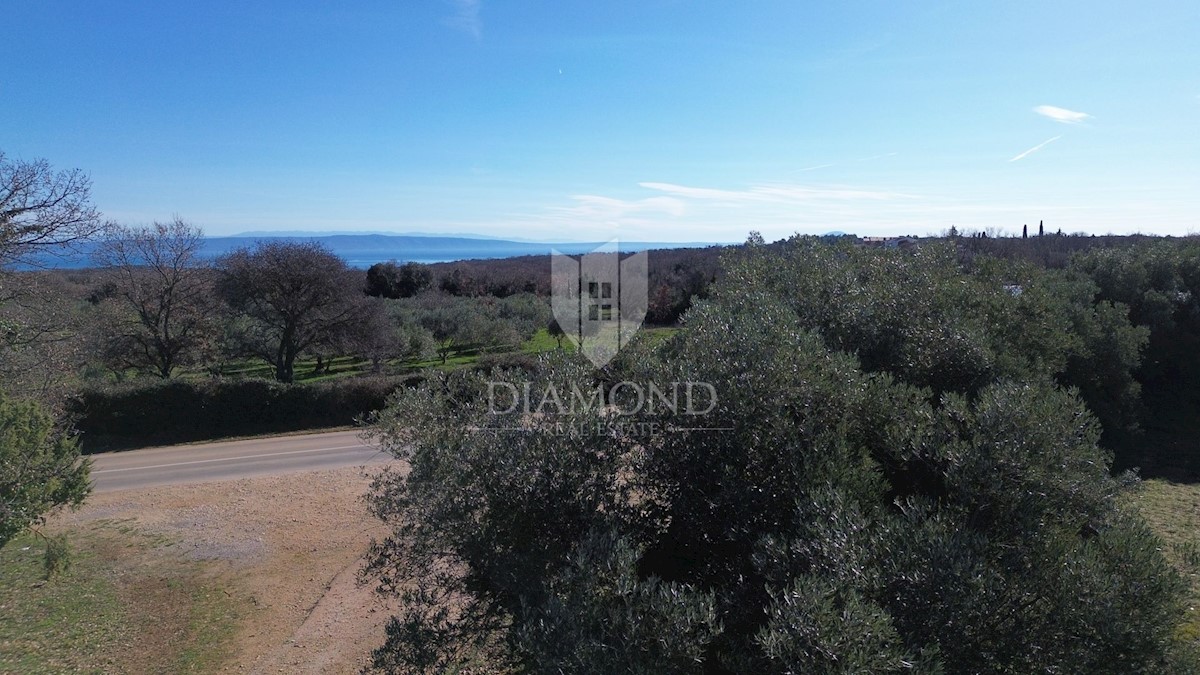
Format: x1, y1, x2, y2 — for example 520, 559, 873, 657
92, 324, 685, 387
519, 325, 680, 356
1130, 479, 1200, 643
523, 327, 565, 353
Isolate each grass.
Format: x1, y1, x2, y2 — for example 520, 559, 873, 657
173, 580, 242, 672
217, 325, 681, 380
638, 325, 682, 345
0, 532, 126, 674
523, 327, 564, 353
93, 324, 685, 388
1130, 479, 1200, 643
0, 522, 241, 674
519, 325, 680, 356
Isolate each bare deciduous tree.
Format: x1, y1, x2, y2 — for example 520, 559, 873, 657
93, 218, 216, 378
1, 151, 105, 268
1, 152, 106, 400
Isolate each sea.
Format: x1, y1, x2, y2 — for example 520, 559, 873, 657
20, 234, 725, 270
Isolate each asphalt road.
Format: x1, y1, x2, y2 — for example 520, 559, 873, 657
88, 429, 393, 493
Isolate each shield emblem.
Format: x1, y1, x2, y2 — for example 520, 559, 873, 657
551, 241, 648, 367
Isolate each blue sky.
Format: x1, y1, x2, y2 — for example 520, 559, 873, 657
3, 1, 1197, 241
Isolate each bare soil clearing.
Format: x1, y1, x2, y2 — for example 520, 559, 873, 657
50, 464, 400, 673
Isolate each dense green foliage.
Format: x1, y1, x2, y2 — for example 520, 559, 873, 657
727, 239, 1147, 433
945, 234, 1200, 477
0, 393, 91, 547
216, 240, 372, 383
69, 375, 417, 452
399, 291, 552, 364
365, 238, 1196, 673
366, 261, 434, 299
1068, 241, 1200, 473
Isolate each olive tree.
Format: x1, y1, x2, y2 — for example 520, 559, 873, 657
0, 392, 91, 547
720, 237, 1147, 436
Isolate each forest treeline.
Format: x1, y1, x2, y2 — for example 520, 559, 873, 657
8, 208, 1200, 472
375, 245, 722, 325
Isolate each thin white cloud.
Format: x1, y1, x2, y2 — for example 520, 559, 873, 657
445, 0, 482, 40
550, 194, 686, 220
1009, 135, 1062, 162
526, 179, 918, 241
1034, 105, 1091, 124
639, 181, 913, 202
754, 184, 907, 201
638, 182, 757, 202
798, 163, 834, 171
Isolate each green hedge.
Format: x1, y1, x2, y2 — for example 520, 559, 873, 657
68, 374, 423, 453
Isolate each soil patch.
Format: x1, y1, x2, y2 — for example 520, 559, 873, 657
50, 463, 401, 673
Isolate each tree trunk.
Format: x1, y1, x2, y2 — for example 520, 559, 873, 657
277, 344, 297, 383
277, 323, 296, 383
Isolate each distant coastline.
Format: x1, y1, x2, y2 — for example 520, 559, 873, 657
21, 233, 732, 270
